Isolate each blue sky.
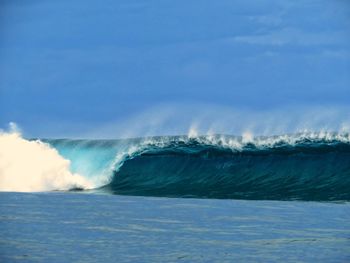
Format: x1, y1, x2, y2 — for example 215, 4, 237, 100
0, 0, 349, 137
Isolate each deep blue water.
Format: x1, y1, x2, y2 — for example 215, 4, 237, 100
0, 192, 349, 262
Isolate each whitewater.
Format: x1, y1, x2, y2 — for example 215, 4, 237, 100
0, 132, 92, 192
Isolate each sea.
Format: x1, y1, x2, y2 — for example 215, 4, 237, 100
0, 132, 349, 262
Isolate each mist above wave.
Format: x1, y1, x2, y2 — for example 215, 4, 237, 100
82, 104, 350, 140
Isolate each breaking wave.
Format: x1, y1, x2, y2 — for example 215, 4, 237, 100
1, 130, 350, 201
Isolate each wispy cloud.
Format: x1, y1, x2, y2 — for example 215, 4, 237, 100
231, 28, 347, 46
321, 49, 350, 59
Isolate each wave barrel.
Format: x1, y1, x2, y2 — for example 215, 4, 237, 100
106, 141, 350, 201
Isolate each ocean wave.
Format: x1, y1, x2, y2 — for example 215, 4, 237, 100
103, 133, 350, 201
1, 131, 350, 201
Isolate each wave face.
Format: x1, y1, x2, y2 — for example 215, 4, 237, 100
44, 133, 350, 201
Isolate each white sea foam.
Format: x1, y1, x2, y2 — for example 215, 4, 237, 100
184, 129, 350, 150
0, 131, 93, 192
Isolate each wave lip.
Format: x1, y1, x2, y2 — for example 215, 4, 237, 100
104, 133, 350, 201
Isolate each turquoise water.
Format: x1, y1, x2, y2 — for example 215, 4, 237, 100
0, 192, 349, 262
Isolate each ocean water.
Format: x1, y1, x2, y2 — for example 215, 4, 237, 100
0, 132, 350, 262
1, 193, 349, 262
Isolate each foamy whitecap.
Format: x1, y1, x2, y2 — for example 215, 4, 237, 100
0, 132, 93, 192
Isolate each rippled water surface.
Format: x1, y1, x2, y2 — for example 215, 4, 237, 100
0, 192, 349, 262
